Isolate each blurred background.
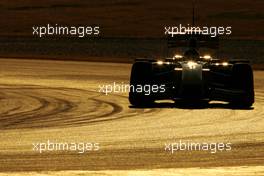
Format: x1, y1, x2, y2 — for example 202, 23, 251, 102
0, 0, 263, 66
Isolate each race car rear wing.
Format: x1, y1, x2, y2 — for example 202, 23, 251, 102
167, 34, 219, 49
210, 59, 251, 64
229, 60, 250, 64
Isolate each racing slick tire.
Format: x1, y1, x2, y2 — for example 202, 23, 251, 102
230, 63, 254, 108
129, 61, 154, 106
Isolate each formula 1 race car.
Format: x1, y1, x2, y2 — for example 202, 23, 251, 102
129, 35, 254, 108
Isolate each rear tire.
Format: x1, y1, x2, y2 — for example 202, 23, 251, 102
129, 61, 154, 106
230, 64, 254, 107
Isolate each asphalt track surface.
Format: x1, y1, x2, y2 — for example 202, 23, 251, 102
0, 59, 263, 175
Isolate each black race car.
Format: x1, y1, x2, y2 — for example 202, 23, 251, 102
129, 36, 254, 108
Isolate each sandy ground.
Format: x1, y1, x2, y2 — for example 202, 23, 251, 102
0, 59, 263, 175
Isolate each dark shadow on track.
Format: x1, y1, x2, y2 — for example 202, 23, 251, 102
129, 101, 254, 110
